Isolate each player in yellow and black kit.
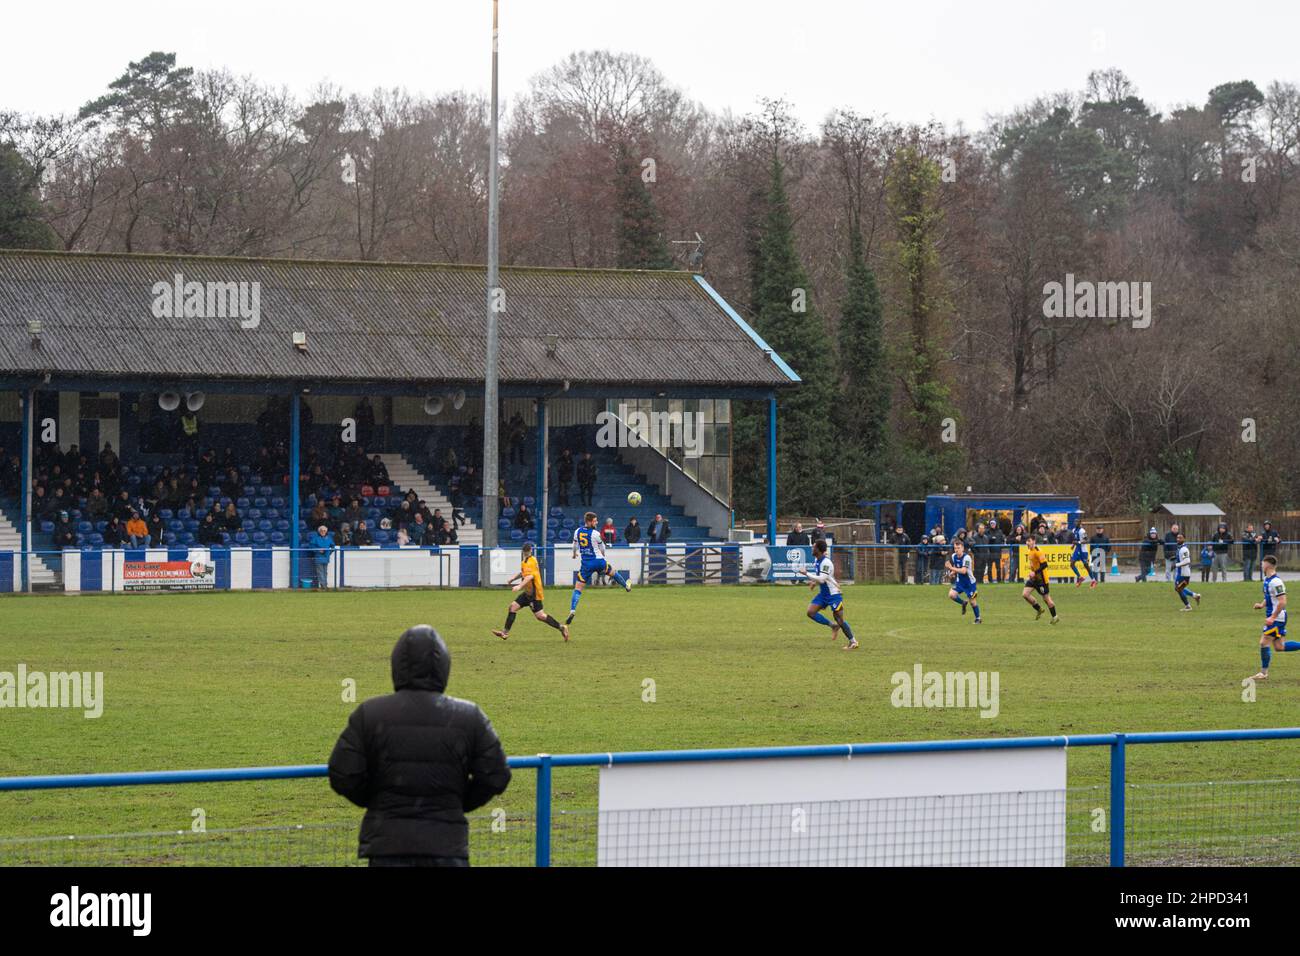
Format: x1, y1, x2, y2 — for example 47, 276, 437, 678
493, 542, 570, 642
1020, 536, 1059, 623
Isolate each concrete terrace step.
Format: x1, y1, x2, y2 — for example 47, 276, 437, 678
0, 503, 59, 584
377, 453, 483, 546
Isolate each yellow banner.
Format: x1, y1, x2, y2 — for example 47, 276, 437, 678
1021, 544, 1086, 580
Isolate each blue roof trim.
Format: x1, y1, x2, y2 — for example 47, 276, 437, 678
692, 274, 801, 383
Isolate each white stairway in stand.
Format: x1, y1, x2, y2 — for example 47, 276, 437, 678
375, 453, 483, 546
0, 504, 58, 586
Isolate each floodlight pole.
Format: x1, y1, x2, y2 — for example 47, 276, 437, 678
479, 0, 501, 585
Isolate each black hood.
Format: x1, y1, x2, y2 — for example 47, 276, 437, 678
390, 625, 450, 692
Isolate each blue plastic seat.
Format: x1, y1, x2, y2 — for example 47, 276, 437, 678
372, 530, 388, 544
509, 529, 523, 541
257, 520, 272, 532
271, 497, 285, 509
523, 496, 535, 507
208, 486, 221, 498
89, 534, 104, 546
275, 520, 289, 532
168, 520, 184, 532
525, 530, 538, 542
237, 497, 251, 510
498, 518, 510, 530
40, 521, 54, 533
77, 521, 92, 533
234, 532, 251, 545
547, 517, 559, 529
160, 508, 174, 520
259, 486, 273, 498
95, 520, 108, 532
181, 533, 196, 545
502, 507, 515, 518
550, 507, 564, 518
252, 532, 269, 545
270, 532, 286, 544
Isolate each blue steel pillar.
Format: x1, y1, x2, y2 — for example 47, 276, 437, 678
1110, 733, 1126, 866
19, 389, 33, 592
535, 398, 547, 560
767, 393, 777, 545
289, 393, 301, 589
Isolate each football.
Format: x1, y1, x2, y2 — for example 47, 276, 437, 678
627, 491, 642, 506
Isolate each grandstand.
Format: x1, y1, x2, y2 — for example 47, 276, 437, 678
0, 250, 798, 590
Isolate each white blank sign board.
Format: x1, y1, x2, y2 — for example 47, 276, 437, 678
597, 748, 1066, 867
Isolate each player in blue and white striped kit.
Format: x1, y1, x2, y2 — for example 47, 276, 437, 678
945, 539, 982, 622
565, 511, 630, 627
1173, 533, 1201, 611
1070, 524, 1097, 589
1251, 554, 1299, 680
802, 539, 858, 650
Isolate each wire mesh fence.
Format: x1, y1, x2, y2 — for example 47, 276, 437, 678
2, 780, 1295, 866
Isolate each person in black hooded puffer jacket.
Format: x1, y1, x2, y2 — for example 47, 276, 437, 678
328, 625, 511, 866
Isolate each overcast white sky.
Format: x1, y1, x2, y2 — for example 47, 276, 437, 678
5, 1, 1299, 130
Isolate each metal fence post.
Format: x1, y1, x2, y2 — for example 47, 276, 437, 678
535, 753, 552, 867
1110, 733, 1126, 867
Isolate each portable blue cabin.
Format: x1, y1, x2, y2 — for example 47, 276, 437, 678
862, 494, 1082, 541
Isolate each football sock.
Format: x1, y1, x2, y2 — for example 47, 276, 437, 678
811, 613, 834, 627
570, 589, 582, 613
1262, 646, 1272, 669
504, 611, 516, 630
973, 604, 981, 621
950, 595, 966, 607
840, 620, 856, 640
1028, 600, 1041, 612
1048, 605, 1057, 618
542, 615, 563, 631
610, 570, 629, 589
1284, 641, 1300, 652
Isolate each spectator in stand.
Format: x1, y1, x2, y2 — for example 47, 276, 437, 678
1008, 524, 1028, 581
1138, 527, 1160, 582
440, 446, 459, 484
328, 625, 511, 867
197, 448, 219, 488
1199, 541, 1214, 583
601, 517, 617, 545
103, 516, 125, 547
506, 411, 527, 467
1211, 522, 1232, 582
411, 513, 430, 544
99, 442, 119, 472
53, 510, 78, 550
623, 517, 642, 544
311, 500, 332, 532
328, 495, 346, 527
1241, 523, 1261, 581
648, 514, 672, 544
113, 489, 134, 522
987, 521, 1006, 583
1090, 525, 1111, 582
429, 509, 447, 545
555, 449, 574, 506
354, 397, 376, 451
930, 530, 947, 585
31, 485, 51, 521
370, 455, 390, 487
514, 503, 535, 533
181, 409, 200, 461
338, 522, 354, 547
221, 467, 244, 501
576, 452, 597, 507
787, 522, 810, 545
1163, 524, 1181, 581
147, 510, 166, 548
498, 480, 510, 513
126, 510, 150, 548
890, 525, 911, 583
915, 533, 931, 585
969, 522, 989, 583
391, 500, 414, 532
309, 525, 334, 589
354, 521, 374, 546
85, 488, 109, 520
1262, 521, 1281, 560
396, 526, 411, 546
343, 498, 365, 529
811, 520, 827, 544
197, 514, 224, 546
219, 501, 240, 534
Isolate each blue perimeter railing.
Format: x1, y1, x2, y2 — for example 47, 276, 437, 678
2, 727, 1297, 867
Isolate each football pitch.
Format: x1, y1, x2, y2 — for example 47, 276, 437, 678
1, 580, 1297, 864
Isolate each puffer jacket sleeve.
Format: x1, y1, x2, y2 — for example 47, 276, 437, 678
328, 705, 371, 808
463, 708, 511, 812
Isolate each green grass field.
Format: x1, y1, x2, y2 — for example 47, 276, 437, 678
1, 580, 1297, 864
